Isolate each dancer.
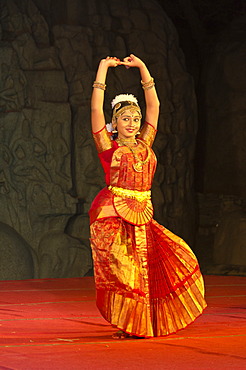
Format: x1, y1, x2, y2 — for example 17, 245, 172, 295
90, 54, 206, 339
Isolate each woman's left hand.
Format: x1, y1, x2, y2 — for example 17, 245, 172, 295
120, 54, 145, 69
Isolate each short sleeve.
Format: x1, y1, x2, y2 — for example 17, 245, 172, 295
93, 126, 113, 153
138, 121, 157, 147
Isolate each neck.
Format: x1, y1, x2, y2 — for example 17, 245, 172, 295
117, 137, 137, 143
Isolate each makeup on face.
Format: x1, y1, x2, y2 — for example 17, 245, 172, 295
116, 111, 141, 139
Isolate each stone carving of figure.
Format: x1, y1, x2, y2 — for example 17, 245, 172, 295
0, 221, 35, 280
38, 231, 92, 278
0, 64, 17, 111
48, 121, 70, 183
11, 119, 51, 193
0, 127, 19, 228
0, 62, 27, 111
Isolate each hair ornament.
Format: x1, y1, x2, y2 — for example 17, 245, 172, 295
111, 94, 139, 109
106, 122, 113, 133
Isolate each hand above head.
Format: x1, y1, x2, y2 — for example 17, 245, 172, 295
121, 54, 145, 69
100, 56, 121, 68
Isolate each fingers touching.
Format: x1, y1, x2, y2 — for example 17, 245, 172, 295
104, 54, 142, 69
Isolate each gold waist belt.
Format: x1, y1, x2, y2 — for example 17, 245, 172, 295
108, 185, 151, 203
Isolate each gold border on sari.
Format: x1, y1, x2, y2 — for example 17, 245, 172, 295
93, 126, 112, 153
138, 122, 157, 147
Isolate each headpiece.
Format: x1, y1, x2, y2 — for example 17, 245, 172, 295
111, 94, 142, 124
111, 94, 139, 108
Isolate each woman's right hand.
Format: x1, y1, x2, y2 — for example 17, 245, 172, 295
91, 56, 121, 133
100, 56, 121, 68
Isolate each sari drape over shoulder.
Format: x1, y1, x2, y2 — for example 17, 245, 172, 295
89, 122, 207, 337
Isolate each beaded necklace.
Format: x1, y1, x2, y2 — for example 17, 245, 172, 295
116, 138, 151, 172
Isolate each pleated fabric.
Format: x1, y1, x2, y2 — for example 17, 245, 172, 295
90, 217, 207, 338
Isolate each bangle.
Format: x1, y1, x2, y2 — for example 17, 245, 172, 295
93, 81, 106, 90
142, 83, 155, 90
141, 77, 154, 86
141, 77, 155, 90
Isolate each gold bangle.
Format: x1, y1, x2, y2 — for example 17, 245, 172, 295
141, 77, 154, 86
93, 85, 106, 90
93, 81, 106, 87
142, 82, 155, 90
93, 81, 106, 90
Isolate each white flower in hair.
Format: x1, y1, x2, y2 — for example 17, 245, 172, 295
111, 94, 139, 108
106, 122, 113, 132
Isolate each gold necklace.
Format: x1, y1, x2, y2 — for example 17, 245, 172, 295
116, 138, 151, 172
116, 138, 137, 145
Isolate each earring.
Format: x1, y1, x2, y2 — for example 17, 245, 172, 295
112, 127, 117, 134
136, 131, 140, 135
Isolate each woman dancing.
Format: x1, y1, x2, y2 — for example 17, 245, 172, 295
90, 54, 206, 339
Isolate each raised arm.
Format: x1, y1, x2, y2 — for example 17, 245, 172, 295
122, 54, 160, 129
91, 57, 120, 133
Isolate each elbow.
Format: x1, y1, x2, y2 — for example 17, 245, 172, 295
148, 97, 160, 109
150, 99, 160, 112
155, 97, 160, 108
91, 106, 103, 115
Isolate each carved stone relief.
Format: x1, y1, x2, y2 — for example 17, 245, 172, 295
0, 0, 92, 279
203, 17, 246, 198
0, 0, 199, 279
197, 17, 246, 274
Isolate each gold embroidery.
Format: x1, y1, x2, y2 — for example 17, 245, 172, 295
108, 185, 153, 225
110, 142, 156, 189
138, 122, 157, 147
108, 185, 151, 202
90, 218, 207, 337
116, 138, 151, 173
113, 196, 153, 225
93, 126, 112, 153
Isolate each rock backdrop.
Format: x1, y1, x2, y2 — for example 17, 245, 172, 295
0, 0, 198, 279
196, 16, 246, 275
202, 17, 246, 199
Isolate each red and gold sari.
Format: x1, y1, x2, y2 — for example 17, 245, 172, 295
89, 122, 207, 337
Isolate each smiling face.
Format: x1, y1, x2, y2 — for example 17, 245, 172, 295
114, 109, 141, 139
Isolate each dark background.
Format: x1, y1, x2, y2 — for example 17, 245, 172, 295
0, 0, 245, 280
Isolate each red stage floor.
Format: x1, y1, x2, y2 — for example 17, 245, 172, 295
0, 275, 245, 369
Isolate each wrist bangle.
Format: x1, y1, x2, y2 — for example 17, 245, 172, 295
142, 83, 155, 90
93, 81, 106, 90
141, 77, 154, 86
141, 77, 155, 90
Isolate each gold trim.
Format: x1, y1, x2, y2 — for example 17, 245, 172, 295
116, 138, 151, 173
93, 126, 112, 153
108, 185, 151, 203
138, 122, 157, 147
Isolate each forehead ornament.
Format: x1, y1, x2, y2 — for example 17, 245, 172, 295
111, 94, 142, 123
